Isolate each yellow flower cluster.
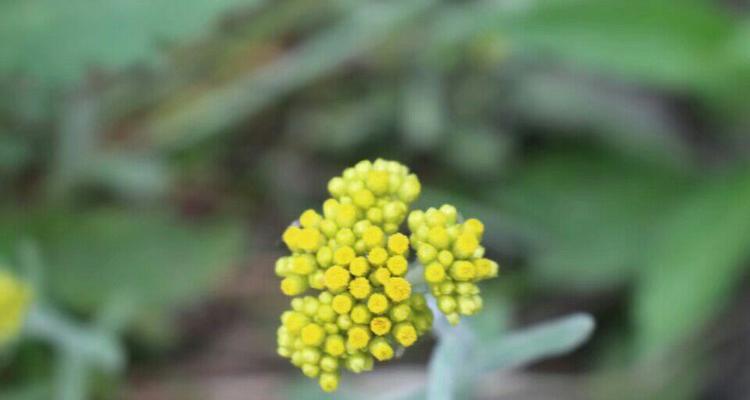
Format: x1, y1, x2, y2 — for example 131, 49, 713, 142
408, 205, 499, 325
277, 291, 432, 392
275, 159, 431, 392
0, 270, 31, 346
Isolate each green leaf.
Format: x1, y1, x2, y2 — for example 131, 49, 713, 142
634, 166, 750, 357
473, 313, 594, 372
142, 0, 437, 150
0, 0, 263, 85
491, 148, 689, 290
503, 0, 742, 91
0, 209, 242, 342
416, 313, 594, 400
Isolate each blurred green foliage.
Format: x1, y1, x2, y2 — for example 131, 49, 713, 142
1, 0, 750, 398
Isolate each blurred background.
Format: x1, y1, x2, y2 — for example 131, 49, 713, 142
1, 0, 750, 399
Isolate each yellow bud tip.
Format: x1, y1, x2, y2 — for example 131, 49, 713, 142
324, 266, 351, 292
348, 277, 372, 299
336, 204, 358, 228
367, 293, 389, 314
333, 246, 356, 266
362, 226, 385, 248
369, 339, 394, 361
353, 189, 376, 209
299, 209, 322, 228
369, 317, 392, 336
282, 226, 302, 250
372, 267, 391, 285
386, 255, 408, 276
451, 261, 476, 281
291, 255, 315, 275
425, 262, 446, 283
280, 276, 306, 296
283, 311, 309, 334
464, 218, 485, 237
387, 233, 410, 255
394, 323, 418, 347
427, 227, 451, 249
331, 294, 353, 314
367, 247, 388, 266
324, 335, 345, 356
319, 373, 339, 392
384, 277, 412, 302
349, 257, 370, 277
0, 271, 31, 344
453, 232, 479, 258
366, 170, 390, 195
347, 326, 371, 350
301, 323, 325, 346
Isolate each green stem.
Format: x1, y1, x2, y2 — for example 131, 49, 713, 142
25, 305, 123, 371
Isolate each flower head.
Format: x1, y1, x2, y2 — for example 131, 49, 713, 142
275, 160, 500, 391
0, 269, 31, 346
408, 205, 499, 325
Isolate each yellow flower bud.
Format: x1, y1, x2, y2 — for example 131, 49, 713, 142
302, 363, 320, 378
291, 255, 316, 275
416, 244, 437, 264
331, 294, 353, 314
384, 277, 411, 302
387, 233, 410, 255
324, 335, 345, 356
438, 296, 457, 314
281, 276, 307, 296
398, 175, 421, 203
319, 219, 338, 238
369, 338, 394, 361
366, 170, 390, 195
393, 322, 417, 347
301, 323, 325, 346
372, 267, 391, 286
353, 189, 376, 209
335, 229, 356, 247
453, 232, 479, 259
350, 304, 372, 325
390, 304, 411, 322
475, 258, 499, 278
347, 326, 371, 350
317, 304, 336, 322
367, 247, 388, 266
424, 262, 446, 284
324, 266, 351, 292
464, 218, 485, 238
333, 246, 356, 266
319, 373, 339, 392
367, 207, 384, 224
283, 311, 309, 334
369, 317, 392, 336
349, 257, 370, 277
328, 177, 347, 197
367, 293, 389, 314
320, 356, 338, 372
283, 226, 303, 251
386, 255, 408, 276
316, 247, 333, 268
437, 250, 454, 267
335, 204, 358, 228
348, 277, 372, 299
450, 261, 476, 281
427, 226, 451, 249
300, 209, 322, 228
362, 226, 385, 249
